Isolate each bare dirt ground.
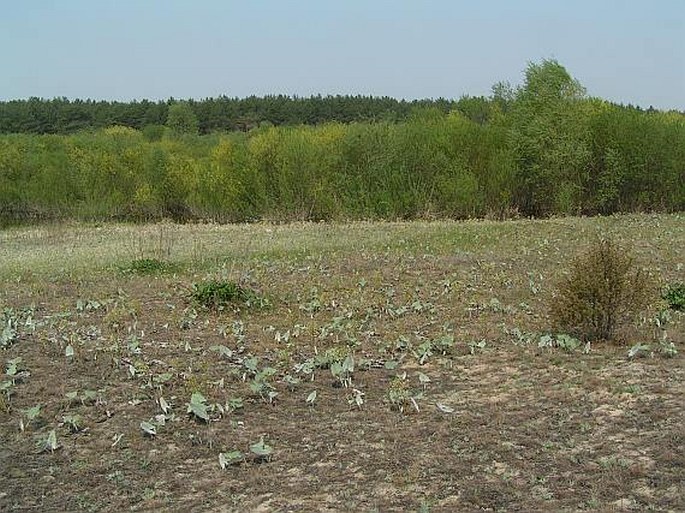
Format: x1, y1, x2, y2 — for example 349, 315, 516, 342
1, 214, 683, 512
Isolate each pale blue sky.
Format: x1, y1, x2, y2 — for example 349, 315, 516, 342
1, 0, 683, 109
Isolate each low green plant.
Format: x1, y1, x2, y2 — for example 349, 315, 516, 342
386, 374, 412, 411
347, 388, 365, 409
658, 340, 678, 358
226, 397, 244, 412
467, 339, 487, 355
140, 420, 157, 437
65, 390, 98, 406
386, 372, 422, 413
122, 258, 175, 275
1, 308, 23, 349
330, 354, 355, 388
37, 429, 60, 453
249, 366, 278, 404
219, 437, 274, 468
537, 333, 581, 352
550, 238, 649, 342
249, 437, 273, 460
409, 335, 455, 365
186, 391, 210, 422
219, 450, 245, 468
6, 357, 23, 376
191, 280, 263, 310
62, 414, 84, 433
19, 404, 42, 431
662, 283, 685, 311
1, 322, 16, 349
314, 346, 349, 369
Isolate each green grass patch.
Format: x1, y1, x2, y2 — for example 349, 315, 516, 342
120, 258, 178, 275
191, 280, 266, 310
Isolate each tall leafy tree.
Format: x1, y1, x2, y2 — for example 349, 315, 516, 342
166, 102, 199, 136
509, 59, 591, 215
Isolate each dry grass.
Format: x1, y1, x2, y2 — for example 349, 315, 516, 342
0, 213, 683, 512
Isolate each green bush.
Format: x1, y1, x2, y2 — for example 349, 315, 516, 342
663, 283, 685, 311
550, 238, 649, 342
191, 280, 263, 309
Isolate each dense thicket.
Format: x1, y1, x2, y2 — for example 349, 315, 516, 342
0, 60, 683, 224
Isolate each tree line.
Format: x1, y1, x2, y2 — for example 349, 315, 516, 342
0, 94, 468, 135
0, 60, 682, 224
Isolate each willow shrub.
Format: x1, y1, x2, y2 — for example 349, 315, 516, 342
0, 104, 682, 224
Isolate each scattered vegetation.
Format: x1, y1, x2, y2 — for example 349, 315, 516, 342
0, 215, 682, 511
550, 238, 650, 342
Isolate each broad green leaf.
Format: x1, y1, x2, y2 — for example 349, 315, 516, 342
82, 390, 97, 403
46, 429, 59, 450
259, 367, 277, 378
330, 361, 343, 378
243, 357, 259, 373
39, 429, 60, 452
1, 325, 16, 348
140, 421, 157, 436
342, 355, 355, 373
219, 450, 244, 468
190, 391, 208, 405
249, 380, 265, 394
249, 437, 273, 457
210, 345, 233, 358
628, 343, 650, 359
187, 392, 209, 421
65, 345, 74, 358
6, 357, 22, 376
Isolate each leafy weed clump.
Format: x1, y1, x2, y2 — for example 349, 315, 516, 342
550, 238, 649, 342
123, 258, 174, 275
191, 280, 264, 310
662, 283, 685, 311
